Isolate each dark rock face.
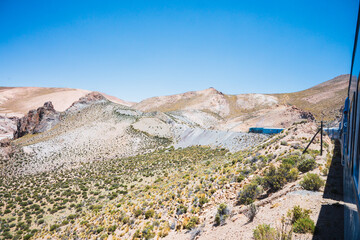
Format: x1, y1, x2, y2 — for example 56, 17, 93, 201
291, 106, 315, 121
14, 101, 60, 138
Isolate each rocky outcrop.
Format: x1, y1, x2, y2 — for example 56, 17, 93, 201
0, 116, 19, 140
14, 101, 60, 138
66, 92, 107, 112
291, 106, 315, 121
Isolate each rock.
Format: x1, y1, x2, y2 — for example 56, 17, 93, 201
66, 92, 107, 112
14, 101, 60, 138
291, 106, 315, 121
0, 115, 19, 140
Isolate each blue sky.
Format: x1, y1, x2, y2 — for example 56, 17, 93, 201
0, 0, 358, 102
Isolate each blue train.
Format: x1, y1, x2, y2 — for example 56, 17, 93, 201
248, 127, 284, 134
341, 5, 360, 239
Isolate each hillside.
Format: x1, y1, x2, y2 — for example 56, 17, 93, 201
134, 75, 348, 123
0, 92, 267, 176
0, 87, 134, 117
0, 75, 347, 240
274, 74, 349, 121
0, 119, 337, 240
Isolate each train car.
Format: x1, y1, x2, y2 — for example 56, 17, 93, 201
248, 127, 284, 134
341, 3, 360, 239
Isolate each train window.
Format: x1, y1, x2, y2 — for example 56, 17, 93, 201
348, 94, 355, 164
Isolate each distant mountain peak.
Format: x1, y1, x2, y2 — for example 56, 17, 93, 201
201, 87, 223, 95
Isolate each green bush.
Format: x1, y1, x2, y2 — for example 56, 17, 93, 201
214, 203, 229, 226
198, 196, 209, 207
281, 155, 300, 166
49, 224, 59, 231
287, 205, 311, 224
298, 158, 316, 173
237, 182, 263, 205
134, 208, 143, 218
108, 225, 117, 233
263, 163, 297, 192
142, 224, 155, 239
287, 168, 299, 182
287, 205, 315, 233
253, 224, 277, 240
263, 165, 286, 192
145, 209, 155, 219
244, 203, 258, 222
23, 233, 33, 240
97, 227, 104, 233
236, 175, 245, 183
293, 217, 315, 233
176, 204, 187, 215
300, 173, 324, 191
185, 216, 199, 230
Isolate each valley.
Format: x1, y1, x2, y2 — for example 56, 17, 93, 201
0, 75, 347, 240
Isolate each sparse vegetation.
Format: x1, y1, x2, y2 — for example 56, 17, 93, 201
253, 224, 277, 240
0, 118, 333, 239
300, 173, 324, 191
244, 203, 258, 222
214, 203, 229, 226
287, 205, 315, 234
237, 182, 263, 205
298, 158, 316, 173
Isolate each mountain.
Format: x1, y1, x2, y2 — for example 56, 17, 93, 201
0, 78, 342, 240
3, 92, 267, 176
134, 75, 349, 123
133, 89, 313, 132
275, 74, 349, 121
0, 87, 135, 117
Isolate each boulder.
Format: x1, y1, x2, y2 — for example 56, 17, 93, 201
14, 101, 60, 138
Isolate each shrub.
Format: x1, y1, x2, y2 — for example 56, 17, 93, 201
300, 173, 324, 191
253, 224, 277, 240
263, 165, 286, 192
198, 195, 209, 207
142, 224, 155, 239
145, 209, 155, 219
97, 226, 104, 233
293, 217, 315, 233
287, 205, 314, 234
298, 158, 316, 173
264, 163, 298, 192
133, 208, 143, 218
49, 224, 59, 231
287, 168, 299, 182
237, 182, 263, 205
214, 203, 229, 226
287, 205, 311, 224
176, 205, 187, 215
236, 175, 245, 183
244, 203, 258, 222
23, 234, 33, 240
185, 216, 199, 230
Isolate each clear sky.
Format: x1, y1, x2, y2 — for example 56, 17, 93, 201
0, 0, 358, 102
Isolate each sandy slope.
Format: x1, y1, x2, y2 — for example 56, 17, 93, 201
0, 87, 134, 117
